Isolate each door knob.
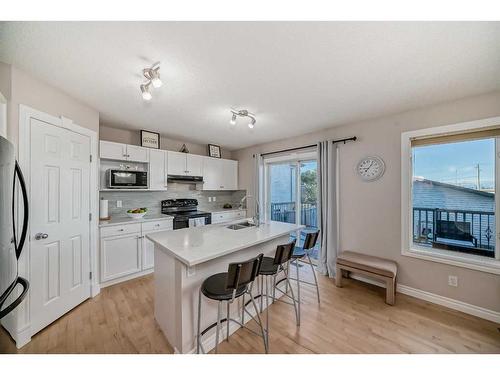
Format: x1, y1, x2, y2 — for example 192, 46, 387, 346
35, 233, 48, 240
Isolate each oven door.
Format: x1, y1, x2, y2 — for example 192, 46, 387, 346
108, 170, 148, 188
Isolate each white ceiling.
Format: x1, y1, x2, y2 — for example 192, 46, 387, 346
1, 22, 500, 150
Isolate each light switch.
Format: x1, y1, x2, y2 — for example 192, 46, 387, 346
116, 200, 122, 208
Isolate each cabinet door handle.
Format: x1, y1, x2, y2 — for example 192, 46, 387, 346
118, 229, 124, 232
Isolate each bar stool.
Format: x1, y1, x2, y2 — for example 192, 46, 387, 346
276, 230, 320, 325
196, 253, 268, 354
252, 239, 300, 350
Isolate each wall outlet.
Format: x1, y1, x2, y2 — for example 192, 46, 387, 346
208, 197, 212, 202
213, 196, 217, 202
448, 275, 458, 287
116, 200, 122, 208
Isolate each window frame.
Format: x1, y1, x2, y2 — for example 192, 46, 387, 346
401, 116, 500, 275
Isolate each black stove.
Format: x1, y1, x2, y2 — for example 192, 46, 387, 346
161, 199, 211, 230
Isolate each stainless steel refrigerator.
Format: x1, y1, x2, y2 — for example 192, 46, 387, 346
0, 135, 29, 319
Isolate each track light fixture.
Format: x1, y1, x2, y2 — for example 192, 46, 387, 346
229, 109, 257, 129
140, 62, 162, 100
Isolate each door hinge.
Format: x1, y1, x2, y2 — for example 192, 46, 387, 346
89, 213, 92, 221
90, 154, 93, 163
89, 272, 92, 280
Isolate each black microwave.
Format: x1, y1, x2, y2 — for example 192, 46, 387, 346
106, 169, 148, 189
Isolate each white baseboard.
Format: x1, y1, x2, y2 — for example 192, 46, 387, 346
99, 269, 154, 289
349, 274, 500, 324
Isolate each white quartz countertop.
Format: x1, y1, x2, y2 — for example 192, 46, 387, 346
99, 214, 174, 227
146, 220, 304, 266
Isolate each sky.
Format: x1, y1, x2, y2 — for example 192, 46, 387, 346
413, 138, 495, 190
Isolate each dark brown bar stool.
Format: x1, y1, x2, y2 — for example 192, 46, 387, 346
196, 253, 267, 354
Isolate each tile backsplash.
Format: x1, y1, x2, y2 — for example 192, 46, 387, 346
100, 183, 247, 217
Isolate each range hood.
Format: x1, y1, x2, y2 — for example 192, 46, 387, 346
167, 174, 204, 184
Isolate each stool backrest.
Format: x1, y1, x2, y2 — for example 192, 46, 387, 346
303, 231, 319, 250
226, 253, 264, 291
273, 239, 296, 265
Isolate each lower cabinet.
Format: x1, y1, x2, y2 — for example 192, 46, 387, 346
211, 210, 247, 224
99, 219, 173, 286
141, 233, 156, 270
100, 233, 142, 283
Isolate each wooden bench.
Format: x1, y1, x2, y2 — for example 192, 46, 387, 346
335, 251, 398, 305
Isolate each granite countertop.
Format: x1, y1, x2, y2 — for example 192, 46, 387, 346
146, 220, 304, 267
99, 214, 174, 227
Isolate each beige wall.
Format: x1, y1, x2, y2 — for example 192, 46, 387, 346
234, 91, 500, 313
100, 124, 233, 159
1, 63, 99, 149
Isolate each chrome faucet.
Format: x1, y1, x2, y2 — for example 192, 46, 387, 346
240, 194, 261, 227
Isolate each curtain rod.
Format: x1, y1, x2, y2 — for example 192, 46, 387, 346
256, 136, 357, 157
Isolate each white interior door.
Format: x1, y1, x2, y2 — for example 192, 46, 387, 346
30, 118, 91, 335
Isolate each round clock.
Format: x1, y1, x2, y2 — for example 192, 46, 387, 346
356, 156, 385, 181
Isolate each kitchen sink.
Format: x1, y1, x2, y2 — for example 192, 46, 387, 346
226, 222, 256, 230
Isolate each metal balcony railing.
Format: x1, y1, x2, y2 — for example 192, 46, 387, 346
270, 202, 318, 229
413, 207, 495, 257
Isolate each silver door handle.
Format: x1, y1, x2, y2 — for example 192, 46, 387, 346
35, 233, 48, 240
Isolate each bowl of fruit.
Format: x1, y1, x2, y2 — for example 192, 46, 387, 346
126, 208, 148, 219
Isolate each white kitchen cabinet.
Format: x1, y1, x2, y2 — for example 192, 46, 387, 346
222, 159, 238, 190
99, 219, 173, 285
202, 157, 238, 190
167, 151, 204, 176
211, 209, 246, 224
99, 141, 149, 162
186, 154, 203, 176
100, 140, 127, 160
141, 219, 173, 270
100, 232, 142, 282
142, 236, 155, 270
167, 151, 188, 175
202, 157, 221, 190
127, 145, 149, 162
149, 149, 167, 190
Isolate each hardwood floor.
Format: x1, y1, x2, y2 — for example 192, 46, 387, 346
1, 269, 499, 354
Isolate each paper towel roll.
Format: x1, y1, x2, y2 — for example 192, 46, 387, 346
99, 199, 109, 219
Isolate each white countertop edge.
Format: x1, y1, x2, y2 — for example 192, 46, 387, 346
147, 220, 305, 267
99, 215, 174, 227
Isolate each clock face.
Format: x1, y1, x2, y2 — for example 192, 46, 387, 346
356, 156, 385, 181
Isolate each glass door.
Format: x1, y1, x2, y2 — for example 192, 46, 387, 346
265, 153, 319, 260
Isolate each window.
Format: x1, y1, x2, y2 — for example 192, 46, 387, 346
402, 118, 500, 274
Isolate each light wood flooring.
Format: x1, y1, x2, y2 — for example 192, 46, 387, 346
1, 268, 499, 354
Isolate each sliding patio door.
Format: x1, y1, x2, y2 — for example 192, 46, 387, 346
265, 152, 320, 260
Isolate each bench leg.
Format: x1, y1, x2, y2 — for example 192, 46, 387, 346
335, 264, 342, 287
385, 277, 395, 305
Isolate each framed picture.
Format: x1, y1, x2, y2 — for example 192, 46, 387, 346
208, 144, 222, 158
141, 130, 160, 149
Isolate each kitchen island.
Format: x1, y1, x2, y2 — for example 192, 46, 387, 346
146, 220, 304, 353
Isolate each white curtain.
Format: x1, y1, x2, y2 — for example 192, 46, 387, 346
317, 140, 339, 277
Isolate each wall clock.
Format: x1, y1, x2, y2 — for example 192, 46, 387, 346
356, 156, 385, 181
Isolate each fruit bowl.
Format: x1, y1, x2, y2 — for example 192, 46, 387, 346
126, 208, 148, 219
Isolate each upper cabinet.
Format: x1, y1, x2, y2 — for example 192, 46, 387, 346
100, 141, 149, 163
149, 149, 167, 190
203, 157, 238, 190
99, 140, 238, 191
167, 151, 203, 177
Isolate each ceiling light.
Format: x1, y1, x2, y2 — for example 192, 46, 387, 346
229, 109, 256, 129
248, 118, 256, 129
140, 62, 162, 100
150, 69, 163, 88
141, 83, 152, 101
